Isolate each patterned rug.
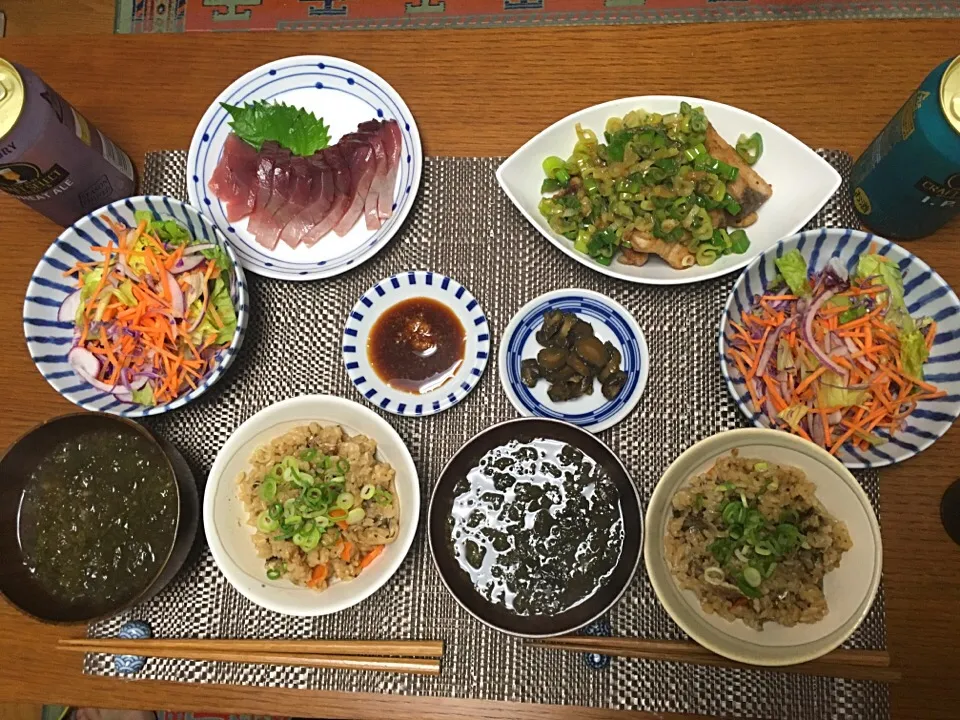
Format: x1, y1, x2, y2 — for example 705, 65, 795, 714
115, 0, 960, 34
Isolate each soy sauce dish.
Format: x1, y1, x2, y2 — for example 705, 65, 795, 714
428, 417, 642, 637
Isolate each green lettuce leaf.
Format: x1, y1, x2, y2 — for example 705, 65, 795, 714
221, 100, 331, 157
777, 404, 808, 431
190, 277, 237, 346
131, 384, 156, 407
112, 280, 137, 308
855, 255, 905, 309
201, 245, 232, 272
80, 268, 103, 301
817, 370, 869, 408
134, 210, 192, 247
900, 328, 929, 379
774, 249, 811, 297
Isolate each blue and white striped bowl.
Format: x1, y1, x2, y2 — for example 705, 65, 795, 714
499, 289, 649, 433
187, 55, 422, 282
719, 228, 960, 468
23, 196, 249, 418
342, 271, 489, 416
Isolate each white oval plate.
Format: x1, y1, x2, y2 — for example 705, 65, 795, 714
645, 428, 882, 666
496, 96, 840, 286
204, 394, 420, 617
499, 289, 648, 433
187, 55, 423, 281
719, 228, 960, 468
342, 271, 490, 416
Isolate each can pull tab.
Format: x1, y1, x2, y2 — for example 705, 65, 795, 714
0, 81, 7, 102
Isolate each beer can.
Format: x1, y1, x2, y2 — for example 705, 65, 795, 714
0, 59, 136, 226
851, 57, 960, 239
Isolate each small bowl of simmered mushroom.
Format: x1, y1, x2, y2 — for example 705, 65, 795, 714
498, 289, 649, 433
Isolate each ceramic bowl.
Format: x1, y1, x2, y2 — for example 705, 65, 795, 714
498, 288, 648, 433
645, 428, 882, 666
342, 271, 490, 417
0, 413, 198, 624
496, 95, 840, 285
23, 196, 248, 417
429, 417, 643, 637
204, 394, 420, 617
719, 227, 960, 468
188, 54, 422, 281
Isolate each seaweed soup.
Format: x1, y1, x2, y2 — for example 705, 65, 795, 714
17, 427, 177, 614
448, 438, 624, 616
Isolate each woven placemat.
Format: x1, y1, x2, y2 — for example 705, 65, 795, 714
84, 150, 887, 720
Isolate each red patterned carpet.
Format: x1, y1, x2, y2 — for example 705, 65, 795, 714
116, 0, 960, 33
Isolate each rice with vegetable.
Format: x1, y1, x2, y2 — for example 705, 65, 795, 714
236, 423, 399, 590
664, 451, 851, 630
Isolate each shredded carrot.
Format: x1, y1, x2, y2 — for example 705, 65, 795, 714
340, 541, 354, 562
306, 564, 329, 588
359, 545, 385, 570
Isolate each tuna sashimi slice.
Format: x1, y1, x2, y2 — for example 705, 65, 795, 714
279, 155, 335, 248
377, 120, 403, 221
273, 158, 313, 249
246, 145, 291, 250
334, 140, 377, 237
301, 146, 352, 247
207, 133, 259, 222
353, 122, 388, 231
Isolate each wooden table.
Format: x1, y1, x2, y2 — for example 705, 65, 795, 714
1, 19, 959, 720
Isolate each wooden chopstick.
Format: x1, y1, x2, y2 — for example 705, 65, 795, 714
59, 642, 439, 676
58, 638, 443, 658
528, 638, 899, 683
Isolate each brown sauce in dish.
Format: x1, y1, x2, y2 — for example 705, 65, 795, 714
368, 297, 466, 394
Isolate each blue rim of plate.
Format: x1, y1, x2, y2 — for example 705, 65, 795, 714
500, 291, 648, 433
719, 227, 960, 468
187, 55, 422, 281
341, 271, 490, 416
23, 196, 248, 418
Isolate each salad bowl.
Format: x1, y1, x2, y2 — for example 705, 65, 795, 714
23, 196, 248, 418
719, 228, 960, 468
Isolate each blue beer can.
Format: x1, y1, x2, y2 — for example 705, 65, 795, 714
851, 56, 960, 239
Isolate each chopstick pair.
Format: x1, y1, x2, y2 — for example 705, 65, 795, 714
528, 637, 900, 683
59, 638, 443, 676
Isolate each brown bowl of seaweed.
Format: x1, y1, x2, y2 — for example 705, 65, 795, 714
0, 413, 198, 623
428, 417, 643, 637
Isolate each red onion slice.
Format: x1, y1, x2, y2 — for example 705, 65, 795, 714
803, 290, 846, 376
171, 255, 206, 274
58, 290, 82, 323
183, 243, 217, 255
756, 320, 794, 379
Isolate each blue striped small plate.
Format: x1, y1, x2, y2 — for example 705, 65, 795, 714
342, 271, 489, 416
499, 289, 649, 433
187, 55, 422, 282
719, 228, 960, 468
23, 196, 249, 418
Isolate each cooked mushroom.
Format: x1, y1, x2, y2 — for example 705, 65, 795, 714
522, 308, 630, 406
569, 320, 595, 343
601, 370, 628, 400
543, 365, 576, 383
548, 382, 576, 402
537, 347, 568, 371
577, 374, 594, 396
541, 309, 564, 336
566, 352, 591, 377
575, 336, 609, 368
551, 313, 577, 348
520, 358, 541, 388
598, 343, 622, 382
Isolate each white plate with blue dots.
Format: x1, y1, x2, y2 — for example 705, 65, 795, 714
187, 55, 422, 282
342, 271, 490, 417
